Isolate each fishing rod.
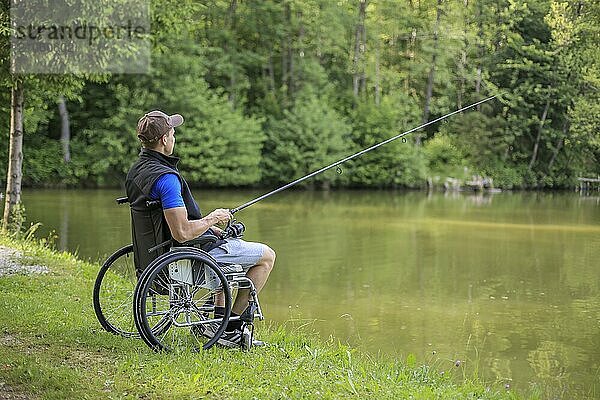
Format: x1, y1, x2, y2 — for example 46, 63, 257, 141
230, 95, 498, 215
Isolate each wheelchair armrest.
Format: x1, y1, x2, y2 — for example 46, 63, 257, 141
182, 234, 220, 248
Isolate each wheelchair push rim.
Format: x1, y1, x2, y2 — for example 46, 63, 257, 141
133, 248, 232, 352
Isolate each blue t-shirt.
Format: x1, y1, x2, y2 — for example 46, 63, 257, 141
149, 173, 185, 209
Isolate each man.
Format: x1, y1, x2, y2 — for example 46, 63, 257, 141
125, 110, 275, 347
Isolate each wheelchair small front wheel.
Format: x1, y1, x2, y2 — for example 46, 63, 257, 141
93, 244, 139, 337
133, 248, 232, 352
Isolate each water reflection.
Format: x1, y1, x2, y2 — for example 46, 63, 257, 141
59, 194, 69, 251
21, 189, 600, 398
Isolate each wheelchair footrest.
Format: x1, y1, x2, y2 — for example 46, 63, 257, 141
240, 301, 258, 323
242, 322, 253, 350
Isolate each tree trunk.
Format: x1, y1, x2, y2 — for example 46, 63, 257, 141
405, 28, 417, 91
548, 120, 568, 171
360, 7, 367, 97
284, 2, 294, 98
352, 0, 367, 100
420, 0, 442, 145
296, 10, 304, 94
528, 99, 550, 171
268, 50, 275, 92
458, 0, 469, 109
375, 45, 380, 105
3, 80, 25, 232
422, 62, 436, 124
58, 96, 70, 163
281, 35, 288, 94
458, 50, 466, 109
227, 0, 238, 106
475, 0, 483, 110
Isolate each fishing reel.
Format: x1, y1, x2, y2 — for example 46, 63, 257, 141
222, 219, 246, 239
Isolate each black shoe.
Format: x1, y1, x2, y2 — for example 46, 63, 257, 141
193, 323, 264, 348
216, 329, 244, 348
194, 322, 242, 348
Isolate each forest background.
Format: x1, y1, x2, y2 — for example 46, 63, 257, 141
1, 0, 599, 191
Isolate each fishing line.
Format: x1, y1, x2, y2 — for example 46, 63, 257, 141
230, 95, 498, 214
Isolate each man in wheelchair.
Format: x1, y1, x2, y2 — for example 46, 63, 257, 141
126, 110, 276, 348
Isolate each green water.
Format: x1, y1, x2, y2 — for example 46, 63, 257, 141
22, 189, 600, 398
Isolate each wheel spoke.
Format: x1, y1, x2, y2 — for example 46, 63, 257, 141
136, 252, 232, 352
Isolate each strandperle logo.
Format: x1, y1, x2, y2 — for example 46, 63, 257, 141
11, 0, 150, 74
14, 20, 147, 46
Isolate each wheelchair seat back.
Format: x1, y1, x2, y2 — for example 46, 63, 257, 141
129, 202, 172, 277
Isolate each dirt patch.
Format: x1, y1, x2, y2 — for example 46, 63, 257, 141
0, 247, 48, 277
0, 383, 37, 400
0, 335, 22, 347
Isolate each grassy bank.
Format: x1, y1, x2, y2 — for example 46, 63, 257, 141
0, 235, 529, 399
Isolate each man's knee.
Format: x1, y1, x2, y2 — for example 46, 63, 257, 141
262, 245, 276, 269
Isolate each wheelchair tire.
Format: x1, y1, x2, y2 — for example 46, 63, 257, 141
93, 244, 139, 338
133, 247, 232, 352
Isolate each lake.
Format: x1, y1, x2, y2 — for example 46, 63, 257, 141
21, 189, 600, 398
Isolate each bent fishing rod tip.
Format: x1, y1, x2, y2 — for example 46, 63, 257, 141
230, 95, 500, 214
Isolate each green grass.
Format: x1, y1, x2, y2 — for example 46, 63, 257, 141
0, 235, 532, 399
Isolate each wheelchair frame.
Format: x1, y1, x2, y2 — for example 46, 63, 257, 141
92, 197, 264, 351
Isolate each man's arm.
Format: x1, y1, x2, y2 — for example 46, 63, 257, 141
150, 173, 231, 243
164, 207, 231, 243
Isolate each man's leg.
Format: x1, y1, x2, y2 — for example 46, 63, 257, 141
201, 241, 275, 347
209, 241, 276, 313
232, 245, 276, 315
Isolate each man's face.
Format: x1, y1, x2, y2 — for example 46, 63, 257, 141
164, 128, 176, 155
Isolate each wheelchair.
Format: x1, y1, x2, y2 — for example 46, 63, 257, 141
92, 197, 264, 351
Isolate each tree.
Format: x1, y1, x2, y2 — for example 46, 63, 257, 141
0, 0, 140, 229
352, 0, 368, 101
1, 0, 598, 192
422, 0, 443, 128
3, 79, 23, 231
57, 96, 71, 163
346, 94, 426, 188
262, 88, 350, 188
556, 0, 600, 180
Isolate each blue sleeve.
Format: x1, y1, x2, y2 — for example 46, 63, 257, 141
149, 173, 185, 210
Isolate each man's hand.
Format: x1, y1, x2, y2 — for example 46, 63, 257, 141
164, 207, 231, 243
207, 208, 232, 225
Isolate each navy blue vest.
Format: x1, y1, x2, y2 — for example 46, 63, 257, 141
125, 149, 222, 271
127, 149, 202, 217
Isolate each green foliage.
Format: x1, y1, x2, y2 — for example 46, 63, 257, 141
175, 89, 264, 187
423, 133, 466, 178
41, 39, 266, 187
73, 81, 151, 186
2, 202, 26, 235
477, 0, 597, 188
0, 0, 598, 189
150, 40, 265, 187
262, 88, 351, 187
346, 95, 427, 188
486, 165, 525, 190
23, 137, 76, 186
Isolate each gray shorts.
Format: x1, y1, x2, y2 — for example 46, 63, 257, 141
208, 238, 266, 272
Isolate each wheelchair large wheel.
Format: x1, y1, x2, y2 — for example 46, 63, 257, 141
93, 244, 139, 337
133, 248, 232, 352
